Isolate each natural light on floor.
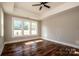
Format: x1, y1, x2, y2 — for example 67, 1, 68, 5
24, 40, 43, 45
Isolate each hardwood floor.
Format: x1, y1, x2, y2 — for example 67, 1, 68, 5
1, 39, 79, 56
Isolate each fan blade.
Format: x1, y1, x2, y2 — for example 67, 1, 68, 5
32, 4, 41, 6
39, 6, 42, 10
44, 5, 50, 8
40, 2, 48, 4
43, 2, 48, 4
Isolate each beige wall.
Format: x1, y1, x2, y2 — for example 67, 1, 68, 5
42, 6, 79, 48
4, 14, 41, 43
0, 8, 4, 55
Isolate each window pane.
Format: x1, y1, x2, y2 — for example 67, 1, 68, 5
23, 21, 30, 35
13, 20, 22, 37
31, 21, 38, 35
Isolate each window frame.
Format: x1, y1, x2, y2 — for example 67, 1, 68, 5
31, 21, 38, 35
23, 20, 31, 36
12, 17, 38, 37
12, 17, 23, 37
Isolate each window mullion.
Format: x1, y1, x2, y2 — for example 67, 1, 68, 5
30, 21, 32, 35
22, 20, 24, 36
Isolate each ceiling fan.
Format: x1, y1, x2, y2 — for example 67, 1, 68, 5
32, 2, 50, 10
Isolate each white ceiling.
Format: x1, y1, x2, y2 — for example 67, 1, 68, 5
1, 2, 79, 20
15, 2, 64, 15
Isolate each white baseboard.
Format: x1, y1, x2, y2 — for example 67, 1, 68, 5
42, 37, 79, 49
4, 37, 79, 49
4, 37, 41, 44
0, 45, 4, 55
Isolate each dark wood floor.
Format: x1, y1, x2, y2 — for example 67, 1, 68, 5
1, 39, 79, 56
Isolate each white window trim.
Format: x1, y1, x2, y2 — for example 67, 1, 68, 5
31, 20, 38, 36
12, 17, 23, 37
12, 17, 38, 38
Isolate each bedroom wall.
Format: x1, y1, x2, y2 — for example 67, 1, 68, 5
42, 6, 79, 48
0, 8, 4, 55
4, 14, 41, 44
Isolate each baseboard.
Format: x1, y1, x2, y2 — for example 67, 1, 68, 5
42, 37, 79, 49
4, 37, 79, 49
0, 45, 4, 55
4, 37, 41, 44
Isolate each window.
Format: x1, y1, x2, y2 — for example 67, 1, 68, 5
31, 21, 38, 35
23, 21, 30, 35
13, 20, 22, 37
12, 17, 38, 37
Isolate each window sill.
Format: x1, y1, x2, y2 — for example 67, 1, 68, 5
12, 35, 39, 38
